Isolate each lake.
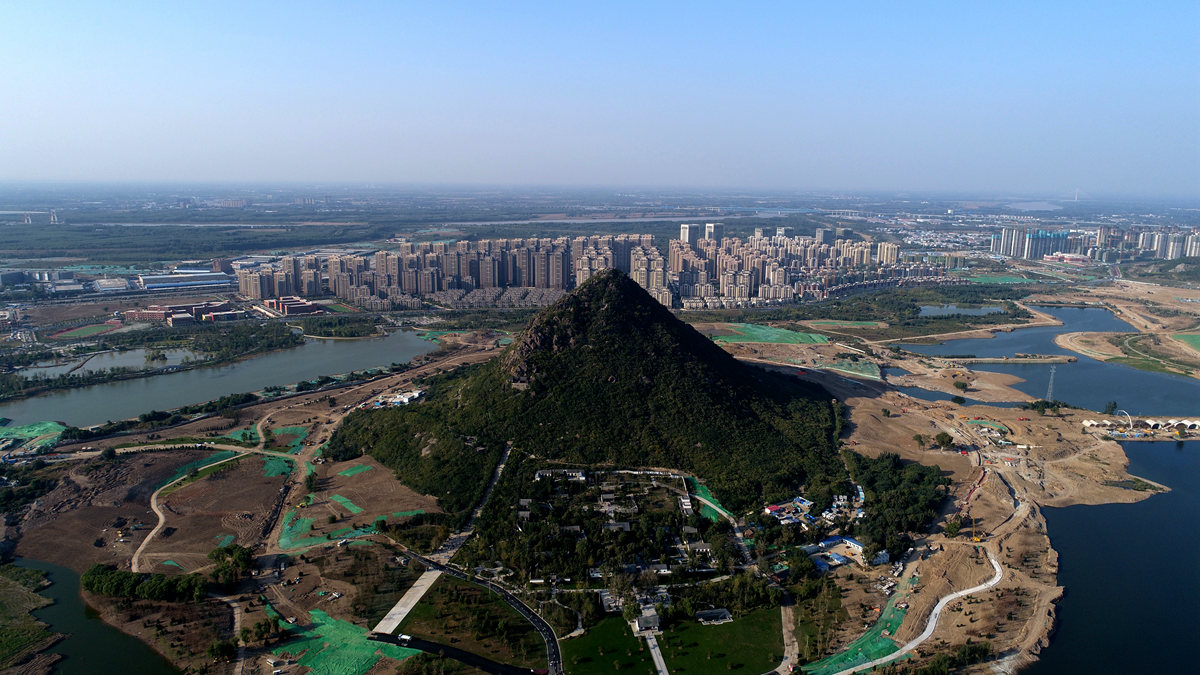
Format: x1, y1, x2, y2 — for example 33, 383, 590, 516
21, 348, 194, 378
15, 558, 179, 675
0, 330, 436, 428
904, 307, 1200, 415
1024, 440, 1198, 673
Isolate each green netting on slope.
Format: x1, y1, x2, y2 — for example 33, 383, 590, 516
686, 477, 733, 520
330, 494, 364, 514
392, 509, 426, 518
329, 525, 377, 539
803, 594, 908, 675
161, 560, 185, 570
813, 360, 882, 380
278, 510, 325, 550
262, 455, 294, 477
712, 323, 829, 344
268, 607, 419, 675
216, 428, 259, 443
159, 450, 238, 488
272, 426, 309, 454
337, 464, 373, 477
214, 534, 235, 547
305, 462, 316, 476
0, 420, 66, 440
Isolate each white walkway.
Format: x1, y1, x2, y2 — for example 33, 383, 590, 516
372, 569, 442, 634
644, 633, 670, 675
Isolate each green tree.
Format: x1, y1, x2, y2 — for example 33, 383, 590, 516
934, 432, 954, 448
953, 381, 968, 391
912, 434, 925, 449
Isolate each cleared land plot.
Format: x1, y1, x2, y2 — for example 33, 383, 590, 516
397, 575, 546, 670
561, 616, 654, 674
660, 608, 783, 672
712, 323, 829, 345
280, 457, 438, 551
967, 275, 1034, 284
144, 456, 288, 572
15, 449, 212, 572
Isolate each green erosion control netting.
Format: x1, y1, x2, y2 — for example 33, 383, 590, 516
267, 606, 419, 675
262, 455, 294, 477
159, 450, 238, 488
329, 525, 377, 539
712, 323, 829, 345
392, 509, 426, 518
686, 477, 734, 521
305, 462, 316, 476
965, 420, 1010, 433
272, 426, 309, 453
0, 420, 67, 450
217, 428, 259, 443
278, 510, 324, 550
813, 360, 882, 380
415, 330, 471, 343
330, 494, 364, 514
162, 560, 185, 570
1173, 334, 1200, 352
337, 464, 373, 478
214, 535, 235, 547
803, 594, 908, 675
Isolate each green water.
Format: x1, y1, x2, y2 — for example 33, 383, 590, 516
15, 558, 178, 674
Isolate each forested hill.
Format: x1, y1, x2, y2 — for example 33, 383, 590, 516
326, 269, 846, 517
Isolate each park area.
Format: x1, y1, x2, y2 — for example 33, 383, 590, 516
560, 616, 654, 673
711, 323, 829, 345
659, 607, 783, 672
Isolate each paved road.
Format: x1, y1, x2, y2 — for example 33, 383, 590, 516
832, 548, 1004, 675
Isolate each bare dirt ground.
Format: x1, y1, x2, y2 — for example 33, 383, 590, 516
142, 455, 289, 574
15, 449, 211, 572
87, 594, 236, 675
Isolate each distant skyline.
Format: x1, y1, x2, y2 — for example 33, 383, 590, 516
2, 2, 1197, 197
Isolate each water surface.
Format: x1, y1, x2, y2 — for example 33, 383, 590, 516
0, 330, 436, 427
15, 558, 179, 675
905, 307, 1200, 414
1025, 441, 1198, 673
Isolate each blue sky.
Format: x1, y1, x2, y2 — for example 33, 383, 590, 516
1, 2, 1197, 196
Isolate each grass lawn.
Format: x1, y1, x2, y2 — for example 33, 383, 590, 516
0, 566, 54, 669
659, 607, 783, 673
398, 576, 545, 670
324, 303, 359, 313
49, 323, 116, 339
561, 617, 654, 674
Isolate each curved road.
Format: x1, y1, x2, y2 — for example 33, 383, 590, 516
832, 548, 1004, 675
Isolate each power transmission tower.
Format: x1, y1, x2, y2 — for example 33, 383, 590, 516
1045, 365, 1056, 401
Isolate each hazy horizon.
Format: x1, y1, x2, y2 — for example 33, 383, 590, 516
2, 2, 1197, 197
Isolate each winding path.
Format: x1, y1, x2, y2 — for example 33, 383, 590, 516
831, 548, 1004, 675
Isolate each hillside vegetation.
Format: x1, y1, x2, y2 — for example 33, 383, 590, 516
326, 269, 845, 518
